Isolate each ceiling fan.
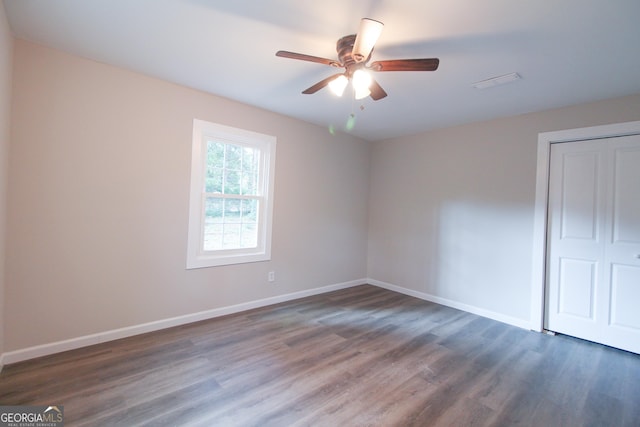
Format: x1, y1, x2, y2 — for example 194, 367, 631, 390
276, 18, 439, 101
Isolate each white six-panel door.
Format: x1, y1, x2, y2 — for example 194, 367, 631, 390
546, 134, 640, 354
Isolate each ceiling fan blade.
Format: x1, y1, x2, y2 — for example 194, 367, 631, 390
302, 74, 344, 94
276, 50, 341, 67
369, 78, 387, 101
369, 58, 440, 72
352, 18, 384, 62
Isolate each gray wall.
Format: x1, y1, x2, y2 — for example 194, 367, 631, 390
368, 94, 640, 325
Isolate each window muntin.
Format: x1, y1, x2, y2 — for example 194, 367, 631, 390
187, 120, 275, 269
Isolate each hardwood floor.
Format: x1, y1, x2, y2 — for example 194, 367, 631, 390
1, 285, 639, 426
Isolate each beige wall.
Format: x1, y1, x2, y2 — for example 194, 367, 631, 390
5, 40, 370, 352
0, 2, 13, 362
368, 93, 640, 324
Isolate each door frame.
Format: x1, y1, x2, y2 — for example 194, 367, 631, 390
530, 120, 640, 332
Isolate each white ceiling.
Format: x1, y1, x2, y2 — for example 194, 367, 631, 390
4, 0, 640, 141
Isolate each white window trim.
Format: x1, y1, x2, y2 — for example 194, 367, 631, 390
187, 119, 276, 269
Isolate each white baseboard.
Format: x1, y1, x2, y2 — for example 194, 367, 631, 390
368, 278, 531, 330
1, 278, 366, 365
1, 278, 533, 365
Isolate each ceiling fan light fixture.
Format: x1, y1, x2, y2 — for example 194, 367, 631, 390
352, 18, 384, 62
352, 69, 372, 89
328, 74, 348, 97
354, 86, 371, 100
352, 69, 372, 99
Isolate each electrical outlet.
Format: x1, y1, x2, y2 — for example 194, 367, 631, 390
268, 271, 275, 282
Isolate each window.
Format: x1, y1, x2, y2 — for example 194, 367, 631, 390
187, 119, 276, 268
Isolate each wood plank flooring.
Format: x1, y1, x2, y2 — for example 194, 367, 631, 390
1, 285, 639, 426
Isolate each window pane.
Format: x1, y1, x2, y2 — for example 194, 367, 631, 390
225, 144, 242, 170
206, 141, 225, 164
205, 141, 224, 193
201, 197, 260, 251
224, 169, 241, 195
203, 197, 224, 251
203, 198, 221, 251
206, 142, 260, 196
240, 199, 258, 248
222, 223, 241, 249
242, 146, 255, 166
241, 223, 258, 248
241, 170, 257, 195
242, 147, 257, 194
241, 199, 258, 223
224, 198, 241, 221
205, 168, 223, 193
205, 197, 224, 222
203, 222, 223, 251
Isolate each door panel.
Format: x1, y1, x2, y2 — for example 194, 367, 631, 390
610, 264, 640, 330
560, 151, 600, 240
546, 134, 640, 354
604, 137, 640, 349
558, 258, 596, 319
546, 140, 605, 340
612, 146, 640, 243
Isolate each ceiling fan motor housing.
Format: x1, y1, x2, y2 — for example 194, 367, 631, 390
337, 35, 369, 76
